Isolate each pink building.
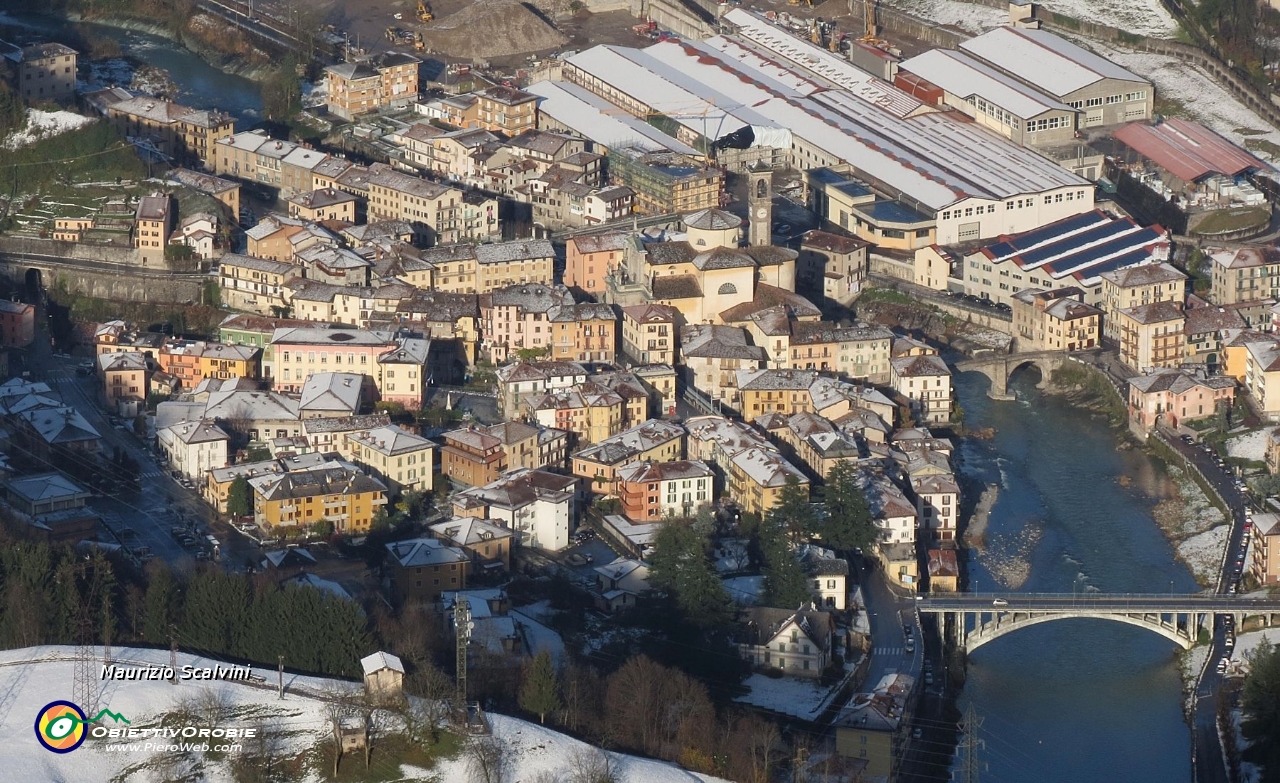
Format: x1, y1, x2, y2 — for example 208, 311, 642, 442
480, 283, 574, 364
269, 326, 429, 409
1127, 369, 1235, 433
0, 300, 35, 348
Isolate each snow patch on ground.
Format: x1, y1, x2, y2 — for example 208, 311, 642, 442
1233, 628, 1277, 665
1082, 40, 1280, 158
1180, 643, 1211, 709
733, 671, 845, 720
883, 0, 1006, 34
4, 110, 94, 149
724, 574, 765, 605
1227, 429, 1269, 462
1178, 526, 1230, 585
0, 645, 725, 783
1037, 0, 1178, 38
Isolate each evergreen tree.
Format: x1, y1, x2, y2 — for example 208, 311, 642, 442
142, 566, 179, 644
226, 476, 252, 518
819, 461, 877, 552
1242, 638, 1280, 778
519, 651, 562, 725
767, 476, 816, 543
647, 523, 733, 629
759, 521, 812, 609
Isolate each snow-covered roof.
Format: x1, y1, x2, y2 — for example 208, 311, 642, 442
899, 49, 1074, 118
360, 651, 404, 676
960, 26, 1148, 97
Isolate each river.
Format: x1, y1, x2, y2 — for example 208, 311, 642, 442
3, 13, 262, 123
953, 367, 1198, 782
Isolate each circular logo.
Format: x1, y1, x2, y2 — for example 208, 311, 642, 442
35, 701, 87, 753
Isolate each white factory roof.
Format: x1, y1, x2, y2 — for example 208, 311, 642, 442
639, 39, 1086, 209
565, 45, 791, 147
960, 26, 1147, 97
718, 10, 924, 117
899, 49, 1075, 118
525, 80, 701, 156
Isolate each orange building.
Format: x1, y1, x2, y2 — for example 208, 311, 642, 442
564, 232, 629, 295
441, 426, 506, 487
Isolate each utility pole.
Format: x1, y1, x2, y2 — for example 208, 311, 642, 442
455, 598, 472, 712
169, 626, 178, 684
958, 703, 984, 783
278, 654, 284, 700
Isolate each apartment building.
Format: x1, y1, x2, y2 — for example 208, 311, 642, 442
343, 424, 436, 494
1209, 245, 1280, 306
1116, 300, 1186, 373
727, 446, 809, 516
890, 355, 953, 425
480, 283, 574, 363
568, 233, 633, 296
133, 194, 173, 266
250, 464, 388, 532
1127, 369, 1235, 432
571, 419, 686, 495
616, 459, 715, 521
98, 351, 149, 415
9, 42, 76, 101
1010, 287, 1102, 352
622, 304, 679, 367
549, 303, 617, 364
105, 94, 234, 167
1100, 262, 1187, 341
324, 52, 421, 120
384, 538, 469, 603
218, 253, 297, 315
1251, 513, 1280, 586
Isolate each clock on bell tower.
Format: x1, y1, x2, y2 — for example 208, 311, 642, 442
747, 162, 773, 247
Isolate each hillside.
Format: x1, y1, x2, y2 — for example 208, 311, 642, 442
0, 645, 726, 782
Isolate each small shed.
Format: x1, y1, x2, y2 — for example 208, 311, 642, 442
360, 651, 405, 700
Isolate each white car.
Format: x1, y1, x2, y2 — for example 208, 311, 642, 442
992, 598, 1008, 606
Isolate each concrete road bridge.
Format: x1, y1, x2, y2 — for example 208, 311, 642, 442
918, 593, 1280, 654
956, 349, 1101, 400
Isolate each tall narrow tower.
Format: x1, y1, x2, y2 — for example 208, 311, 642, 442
747, 162, 773, 247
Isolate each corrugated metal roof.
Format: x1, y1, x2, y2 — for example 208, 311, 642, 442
960, 26, 1146, 97
1113, 118, 1268, 183
899, 49, 1073, 119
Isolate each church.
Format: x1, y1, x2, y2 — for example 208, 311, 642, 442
604, 165, 819, 327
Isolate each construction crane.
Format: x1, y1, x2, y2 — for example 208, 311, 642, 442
417, 0, 434, 22
861, 0, 886, 45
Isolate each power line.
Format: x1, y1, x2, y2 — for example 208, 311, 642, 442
958, 703, 984, 783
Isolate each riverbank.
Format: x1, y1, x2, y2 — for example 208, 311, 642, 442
72, 13, 278, 82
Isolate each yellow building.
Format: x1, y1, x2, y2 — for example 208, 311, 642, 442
218, 253, 298, 315
1100, 262, 1187, 341
342, 425, 436, 494
1116, 300, 1185, 373
250, 465, 388, 533
98, 351, 149, 415
197, 343, 262, 381
727, 446, 809, 516
475, 239, 555, 293
1010, 287, 1102, 352
287, 188, 359, 224
737, 369, 821, 418
621, 303, 679, 366
134, 194, 173, 267
106, 95, 234, 167
571, 419, 685, 495
323, 52, 420, 121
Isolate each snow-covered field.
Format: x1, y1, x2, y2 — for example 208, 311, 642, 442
1037, 0, 1178, 38
511, 609, 567, 664
883, 0, 1005, 34
1227, 429, 1270, 462
0, 645, 725, 783
1178, 525, 1230, 585
733, 671, 844, 720
3, 110, 94, 150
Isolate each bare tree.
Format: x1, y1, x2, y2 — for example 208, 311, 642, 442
404, 663, 453, 745
567, 746, 617, 783
527, 772, 563, 783
465, 734, 510, 783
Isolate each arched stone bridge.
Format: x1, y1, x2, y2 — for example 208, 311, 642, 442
956, 349, 1101, 401
919, 594, 1280, 654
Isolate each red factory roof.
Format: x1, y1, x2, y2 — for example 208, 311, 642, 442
1113, 118, 1268, 183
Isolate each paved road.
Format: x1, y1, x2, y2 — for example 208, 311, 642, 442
26, 297, 262, 573
918, 594, 1279, 611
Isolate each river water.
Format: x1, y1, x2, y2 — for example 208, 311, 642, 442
953, 367, 1198, 782
5, 14, 262, 123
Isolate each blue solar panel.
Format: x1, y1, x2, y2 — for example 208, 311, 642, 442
1003, 211, 1107, 252
1064, 250, 1157, 281
1018, 221, 1136, 268
1040, 231, 1162, 277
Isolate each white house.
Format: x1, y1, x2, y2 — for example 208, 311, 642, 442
890, 354, 953, 424
451, 468, 577, 551
857, 470, 917, 545
800, 544, 849, 611
593, 557, 651, 613
911, 472, 960, 543
157, 419, 230, 482
737, 606, 836, 679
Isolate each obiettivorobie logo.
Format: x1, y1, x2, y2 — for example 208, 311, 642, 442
34, 701, 131, 753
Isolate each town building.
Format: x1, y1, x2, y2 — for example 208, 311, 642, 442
1251, 513, 1280, 585
496, 360, 588, 419
565, 233, 634, 296
835, 672, 916, 775
1116, 300, 1186, 373
1209, 245, 1280, 306
727, 446, 809, 516
621, 303, 679, 367
525, 382, 626, 446
890, 354, 953, 424
165, 168, 241, 217
104, 93, 234, 166
0, 299, 34, 348
571, 419, 686, 495
429, 516, 513, 573
98, 351, 149, 416
385, 538, 470, 603
5, 472, 97, 543
616, 459, 714, 521
736, 607, 836, 679
287, 188, 359, 224
451, 468, 578, 551
323, 52, 421, 120
7, 42, 77, 101
218, 253, 297, 315
1127, 369, 1235, 433
342, 424, 436, 494
797, 229, 869, 304
157, 420, 230, 482
911, 473, 961, 543
1100, 262, 1188, 341
801, 545, 849, 610
205, 460, 284, 513
1009, 287, 1102, 352
250, 464, 388, 533
133, 194, 173, 266
593, 557, 651, 613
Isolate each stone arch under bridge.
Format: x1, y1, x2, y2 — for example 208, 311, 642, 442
956, 609, 1202, 654
956, 350, 1099, 400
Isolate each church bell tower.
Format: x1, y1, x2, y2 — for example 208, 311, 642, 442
747, 162, 773, 247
